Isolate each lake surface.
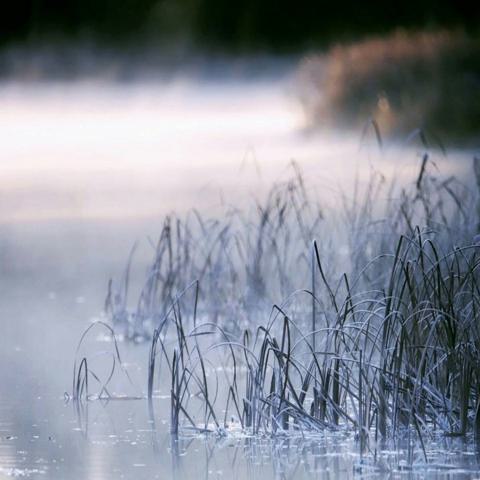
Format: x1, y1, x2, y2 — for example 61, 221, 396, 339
0, 75, 479, 479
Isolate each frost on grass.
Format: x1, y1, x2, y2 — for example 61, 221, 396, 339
73, 150, 480, 468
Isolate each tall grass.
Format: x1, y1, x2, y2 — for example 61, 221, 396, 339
105, 163, 325, 340
75, 150, 480, 462
106, 150, 474, 342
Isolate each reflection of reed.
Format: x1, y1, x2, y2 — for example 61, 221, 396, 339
74, 398, 480, 479
73, 396, 120, 440
149, 398, 195, 479
74, 395, 89, 438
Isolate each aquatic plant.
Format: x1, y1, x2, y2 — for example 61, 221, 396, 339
71, 321, 136, 403
143, 230, 480, 444
106, 146, 474, 342
74, 150, 480, 463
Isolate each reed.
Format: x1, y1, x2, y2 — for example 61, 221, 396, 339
75, 150, 480, 463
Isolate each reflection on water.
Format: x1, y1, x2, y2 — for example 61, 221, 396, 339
0, 77, 479, 479
2, 390, 480, 479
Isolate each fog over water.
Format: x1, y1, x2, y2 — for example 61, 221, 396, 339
0, 64, 478, 479
0, 76, 303, 220
3, 73, 470, 222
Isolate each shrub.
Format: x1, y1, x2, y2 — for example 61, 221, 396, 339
297, 30, 480, 142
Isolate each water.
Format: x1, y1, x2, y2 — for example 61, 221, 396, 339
0, 75, 479, 479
